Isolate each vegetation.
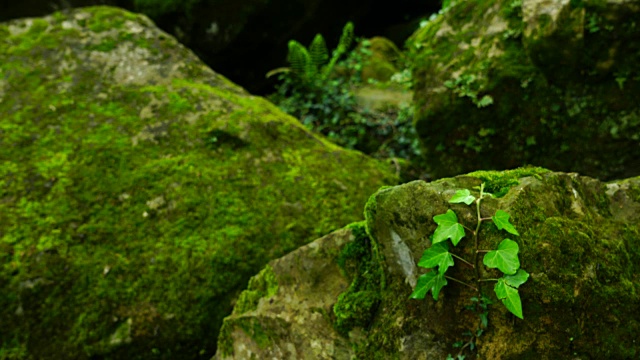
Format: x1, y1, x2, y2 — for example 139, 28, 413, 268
411, 184, 528, 358
268, 23, 422, 178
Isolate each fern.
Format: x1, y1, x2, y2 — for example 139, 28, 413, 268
280, 22, 355, 84
322, 22, 354, 80
287, 40, 312, 81
309, 34, 329, 78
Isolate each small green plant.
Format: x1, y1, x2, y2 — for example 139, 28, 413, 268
267, 22, 354, 84
444, 74, 494, 108
268, 24, 422, 169
410, 184, 529, 355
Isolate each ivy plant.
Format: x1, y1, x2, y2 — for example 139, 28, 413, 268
410, 184, 529, 319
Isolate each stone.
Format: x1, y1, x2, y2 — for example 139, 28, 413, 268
409, 0, 640, 180
215, 226, 360, 360
0, 7, 396, 359
218, 168, 640, 358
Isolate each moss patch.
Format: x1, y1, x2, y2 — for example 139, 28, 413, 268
233, 265, 279, 315
333, 222, 383, 335
466, 166, 550, 197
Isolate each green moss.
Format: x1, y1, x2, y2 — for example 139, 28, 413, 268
233, 265, 279, 315
466, 167, 550, 197
216, 320, 235, 358
85, 6, 140, 32
0, 7, 397, 360
237, 318, 271, 349
333, 222, 383, 335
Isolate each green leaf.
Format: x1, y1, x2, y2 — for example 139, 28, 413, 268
492, 210, 520, 236
449, 189, 476, 205
418, 242, 454, 273
483, 239, 520, 275
476, 95, 494, 108
433, 210, 466, 246
409, 271, 448, 301
431, 272, 448, 300
504, 269, 529, 288
494, 279, 524, 319
409, 272, 434, 300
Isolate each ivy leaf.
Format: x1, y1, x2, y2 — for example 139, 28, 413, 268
409, 271, 448, 301
418, 242, 454, 273
483, 239, 520, 275
431, 272, 448, 300
504, 269, 529, 288
409, 272, 434, 300
449, 189, 476, 205
494, 279, 524, 319
492, 210, 520, 236
433, 210, 466, 246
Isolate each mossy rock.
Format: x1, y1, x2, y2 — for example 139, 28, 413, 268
363, 169, 640, 358
0, 7, 397, 359
218, 168, 640, 359
215, 225, 366, 359
359, 36, 403, 83
409, 0, 640, 180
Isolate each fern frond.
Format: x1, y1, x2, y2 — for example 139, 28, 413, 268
336, 21, 354, 54
287, 40, 312, 80
309, 34, 329, 71
322, 22, 355, 80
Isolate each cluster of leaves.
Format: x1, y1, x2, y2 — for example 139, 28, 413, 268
268, 24, 421, 165
444, 74, 494, 108
410, 184, 529, 319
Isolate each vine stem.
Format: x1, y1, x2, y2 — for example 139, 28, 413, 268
451, 253, 474, 268
462, 224, 475, 233
457, 337, 476, 358
473, 183, 484, 296
445, 276, 478, 292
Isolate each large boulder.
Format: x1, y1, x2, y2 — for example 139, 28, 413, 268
217, 168, 640, 359
0, 7, 397, 359
410, 0, 640, 180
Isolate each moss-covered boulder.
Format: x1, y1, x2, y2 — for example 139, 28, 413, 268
410, 0, 640, 180
215, 225, 367, 359
217, 168, 640, 358
0, 6, 397, 359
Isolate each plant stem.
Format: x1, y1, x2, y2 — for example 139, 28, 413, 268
445, 276, 478, 292
451, 253, 474, 268
476, 249, 491, 253
478, 278, 500, 282
473, 183, 484, 295
456, 337, 475, 358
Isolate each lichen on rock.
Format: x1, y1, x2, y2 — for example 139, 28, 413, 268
0, 6, 397, 359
